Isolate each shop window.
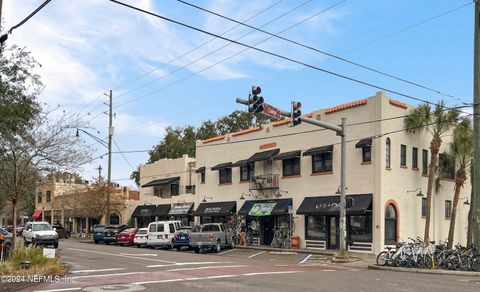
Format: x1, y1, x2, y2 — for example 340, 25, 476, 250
305, 215, 326, 240
422, 198, 427, 217
312, 152, 332, 173
362, 146, 371, 163
412, 147, 418, 169
240, 164, 254, 182
400, 145, 407, 167
422, 149, 428, 175
37, 192, 43, 203
439, 153, 455, 179
386, 138, 391, 168
54, 210, 62, 225
109, 213, 120, 225
46, 190, 52, 202
171, 184, 179, 196
283, 157, 300, 176
445, 200, 452, 219
349, 215, 372, 243
200, 172, 205, 184
384, 204, 397, 245
219, 168, 232, 184
44, 211, 52, 224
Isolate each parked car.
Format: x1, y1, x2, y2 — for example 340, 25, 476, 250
189, 223, 235, 253
52, 225, 71, 239
103, 225, 128, 245
116, 228, 138, 245
0, 227, 13, 260
16, 226, 25, 237
133, 228, 148, 248
173, 225, 198, 251
93, 225, 107, 244
146, 221, 183, 249
5, 226, 14, 233
22, 221, 59, 248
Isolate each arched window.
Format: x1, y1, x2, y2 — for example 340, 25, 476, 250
385, 204, 397, 245
109, 212, 120, 225
386, 138, 391, 169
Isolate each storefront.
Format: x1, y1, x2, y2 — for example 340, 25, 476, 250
131, 204, 156, 228
297, 194, 373, 252
168, 202, 194, 226
194, 201, 236, 224
238, 199, 293, 246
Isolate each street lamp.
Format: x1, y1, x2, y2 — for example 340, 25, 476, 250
407, 188, 424, 197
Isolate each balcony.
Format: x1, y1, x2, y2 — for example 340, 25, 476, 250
249, 174, 279, 191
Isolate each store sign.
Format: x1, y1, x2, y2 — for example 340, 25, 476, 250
169, 203, 192, 215
314, 202, 341, 210
139, 208, 151, 217
204, 207, 222, 214
249, 202, 276, 216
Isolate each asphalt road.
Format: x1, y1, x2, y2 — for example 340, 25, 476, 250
8, 240, 480, 292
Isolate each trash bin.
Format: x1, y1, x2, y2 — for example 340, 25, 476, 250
291, 235, 300, 249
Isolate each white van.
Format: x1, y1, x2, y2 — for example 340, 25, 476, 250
146, 221, 183, 249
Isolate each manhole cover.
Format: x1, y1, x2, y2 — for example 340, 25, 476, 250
83, 284, 145, 291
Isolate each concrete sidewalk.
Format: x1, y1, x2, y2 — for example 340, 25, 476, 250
368, 264, 480, 277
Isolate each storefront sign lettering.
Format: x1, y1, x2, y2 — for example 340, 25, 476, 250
204, 207, 222, 214
169, 203, 192, 215
314, 202, 341, 210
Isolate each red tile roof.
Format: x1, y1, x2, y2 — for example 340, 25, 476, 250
389, 99, 408, 109
232, 126, 262, 137
324, 99, 368, 114
202, 135, 225, 144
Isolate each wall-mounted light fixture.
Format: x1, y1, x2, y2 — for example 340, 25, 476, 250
202, 196, 213, 203
407, 188, 424, 197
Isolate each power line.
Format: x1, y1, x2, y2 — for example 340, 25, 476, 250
113, 139, 135, 170
177, 0, 464, 102
2, 0, 51, 36
108, 0, 472, 117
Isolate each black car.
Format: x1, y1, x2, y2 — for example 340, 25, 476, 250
103, 225, 128, 245
52, 225, 71, 239
93, 225, 107, 244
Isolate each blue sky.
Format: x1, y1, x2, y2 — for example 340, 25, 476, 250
2, 0, 474, 187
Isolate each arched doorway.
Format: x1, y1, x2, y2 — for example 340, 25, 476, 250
109, 212, 120, 225
384, 203, 397, 245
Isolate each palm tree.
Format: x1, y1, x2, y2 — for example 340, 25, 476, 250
404, 101, 460, 242
444, 119, 473, 248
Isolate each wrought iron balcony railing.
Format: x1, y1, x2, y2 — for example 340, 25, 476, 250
249, 173, 279, 191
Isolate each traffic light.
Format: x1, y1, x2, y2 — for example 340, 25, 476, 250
291, 101, 302, 126
248, 86, 264, 113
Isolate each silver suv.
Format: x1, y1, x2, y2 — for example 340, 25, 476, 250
23, 222, 59, 248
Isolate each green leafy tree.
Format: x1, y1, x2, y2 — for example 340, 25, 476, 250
404, 101, 459, 243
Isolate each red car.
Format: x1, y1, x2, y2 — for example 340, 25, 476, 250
116, 228, 138, 245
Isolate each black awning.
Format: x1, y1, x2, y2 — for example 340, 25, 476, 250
141, 177, 180, 188
297, 194, 372, 215
211, 162, 232, 171
195, 167, 205, 173
355, 138, 372, 149
303, 145, 333, 156
238, 199, 292, 216
152, 204, 171, 217
168, 202, 194, 216
274, 150, 301, 160
247, 149, 280, 163
132, 205, 156, 217
194, 201, 236, 217
232, 159, 249, 167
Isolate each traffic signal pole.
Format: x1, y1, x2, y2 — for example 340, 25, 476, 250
473, 0, 480, 247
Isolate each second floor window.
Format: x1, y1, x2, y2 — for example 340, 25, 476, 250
412, 147, 418, 169
46, 190, 52, 202
37, 192, 43, 203
171, 184, 179, 196
422, 149, 428, 175
200, 172, 205, 184
240, 164, 254, 182
362, 146, 371, 163
283, 157, 300, 176
312, 152, 332, 173
386, 138, 391, 168
439, 153, 455, 179
445, 200, 452, 219
400, 145, 407, 167
422, 198, 427, 217
219, 168, 232, 184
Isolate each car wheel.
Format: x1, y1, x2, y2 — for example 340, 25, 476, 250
31, 238, 36, 246
230, 237, 235, 249
23, 237, 29, 246
194, 247, 200, 254
136, 244, 141, 248
94, 240, 99, 244
176, 246, 181, 251
65, 233, 70, 239
105, 241, 110, 245
53, 242, 59, 249
215, 240, 221, 253
170, 240, 175, 250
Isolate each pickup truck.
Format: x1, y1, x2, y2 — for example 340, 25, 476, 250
189, 223, 235, 253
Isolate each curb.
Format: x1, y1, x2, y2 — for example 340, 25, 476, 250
235, 245, 335, 256
367, 264, 480, 277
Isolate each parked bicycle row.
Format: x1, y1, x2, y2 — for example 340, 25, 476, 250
376, 236, 480, 271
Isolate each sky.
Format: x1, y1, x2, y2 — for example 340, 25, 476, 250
1, 0, 474, 188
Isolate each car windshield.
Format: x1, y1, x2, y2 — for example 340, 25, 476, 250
93, 227, 105, 232
137, 229, 147, 234
123, 228, 137, 233
201, 225, 220, 232
33, 224, 52, 231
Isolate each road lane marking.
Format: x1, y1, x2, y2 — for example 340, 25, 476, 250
146, 261, 232, 268
247, 251, 265, 258
219, 248, 237, 255
166, 265, 247, 272
133, 279, 184, 285
71, 271, 147, 279
70, 268, 125, 274
298, 254, 312, 264
243, 271, 300, 276
120, 253, 158, 256
206, 274, 239, 279
33, 289, 81, 292
67, 247, 176, 264
322, 269, 336, 272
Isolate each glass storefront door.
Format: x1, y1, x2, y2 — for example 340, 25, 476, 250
327, 216, 339, 249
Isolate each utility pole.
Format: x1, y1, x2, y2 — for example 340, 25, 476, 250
97, 165, 103, 180
107, 90, 113, 225
0, 0, 4, 32
473, 0, 480, 246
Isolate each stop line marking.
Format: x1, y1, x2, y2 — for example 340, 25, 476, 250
70, 268, 125, 274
